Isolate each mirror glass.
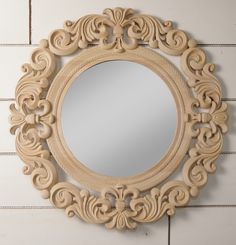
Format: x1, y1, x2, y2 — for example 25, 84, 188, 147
61, 61, 177, 177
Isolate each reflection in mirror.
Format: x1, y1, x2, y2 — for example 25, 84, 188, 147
61, 61, 177, 177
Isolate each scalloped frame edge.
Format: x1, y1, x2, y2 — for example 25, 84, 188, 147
9, 7, 228, 230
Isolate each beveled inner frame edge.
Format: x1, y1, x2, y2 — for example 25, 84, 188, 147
47, 46, 193, 192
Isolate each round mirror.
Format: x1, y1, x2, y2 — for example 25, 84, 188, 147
61, 61, 177, 177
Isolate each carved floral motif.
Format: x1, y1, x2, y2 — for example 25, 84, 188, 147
9, 8, 228, 230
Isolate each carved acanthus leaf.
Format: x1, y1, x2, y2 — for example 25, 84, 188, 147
181, 47, 222, 109
50, 182, 189, 230
49, 7, 189, 55
9, 40, 57, 199
183, 127, 223, 197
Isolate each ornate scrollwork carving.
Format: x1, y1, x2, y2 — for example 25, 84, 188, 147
48, 7, 188, 55
181, 47, 222, 109
50, 182, 190, 230
9, 8, 228, 230
180, 44, 228, 197
183, 127, 223, 197
9, 40, 58, 199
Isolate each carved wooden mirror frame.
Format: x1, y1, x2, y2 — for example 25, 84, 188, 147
9, 8, 228, 230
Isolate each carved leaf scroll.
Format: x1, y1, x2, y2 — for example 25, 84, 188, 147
9, 8, 228, 230
181, 45, 228, 197
50, 181, 190, 230
9, 40, 58, 199
48, 7, 188, 55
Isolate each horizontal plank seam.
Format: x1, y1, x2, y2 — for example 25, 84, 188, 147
221, 151, 236, 154
0, 206, 55, 209
222, 98, 236, 101
0, 152, 17, 156
0, 205, 236, 209
0, 43, 236, 47
0, 44, 37, 46
198, 44, 236, 47
0, 151, 235, 155
178, 205, 236, 208
0, 98, 15, 101
1, 98, 236, 102
33, 43, 236, 47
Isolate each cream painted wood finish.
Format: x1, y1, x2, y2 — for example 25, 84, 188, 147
0, 0, 29, 44
9, 7, 228, 230
0, 0, 235, 244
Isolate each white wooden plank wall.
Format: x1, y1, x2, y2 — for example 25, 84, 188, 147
0, 0, 235, 244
